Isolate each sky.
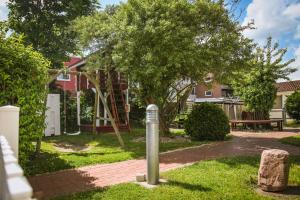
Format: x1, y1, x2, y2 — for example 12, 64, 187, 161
0, 0, 300, 80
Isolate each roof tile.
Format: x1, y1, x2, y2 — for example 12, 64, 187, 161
276, 80, 300, 92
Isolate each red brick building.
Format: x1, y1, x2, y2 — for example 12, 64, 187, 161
193, 83, 233, 99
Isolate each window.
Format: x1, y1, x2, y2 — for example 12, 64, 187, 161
221, 89, 233, 97
273, 95, 282, 109
205, 90, 212, 96
191, 87, 196, 95
57, 73, 71, 81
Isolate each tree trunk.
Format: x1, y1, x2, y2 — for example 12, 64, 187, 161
34, 83, 50, 157
159, 112, 170, 135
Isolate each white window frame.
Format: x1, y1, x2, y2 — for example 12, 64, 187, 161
57, 73, 71, 81
205, 90, 212, 97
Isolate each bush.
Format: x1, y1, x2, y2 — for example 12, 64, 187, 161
185, 103, 230, 141
285, 91, 300, 122
80, 89, 95, 124
129, 102, 146, 128
0, 29, 49, 165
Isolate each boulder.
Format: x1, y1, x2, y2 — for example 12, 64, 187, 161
258, 149, 290, 192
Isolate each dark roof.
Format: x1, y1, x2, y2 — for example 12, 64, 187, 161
276, 80, 300, 92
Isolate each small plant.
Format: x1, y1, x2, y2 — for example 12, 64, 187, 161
285, 91, 300, 122
185, 103, 230, 141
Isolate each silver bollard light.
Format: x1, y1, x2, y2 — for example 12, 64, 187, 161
146, 104, 159, 185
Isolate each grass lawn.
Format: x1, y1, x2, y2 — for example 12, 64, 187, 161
53, 156, 300, 200
285, 120, 300, 128
25, 129, 208, 176
280, 135, 300, 147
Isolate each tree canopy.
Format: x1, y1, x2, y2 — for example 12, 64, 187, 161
232, 37, 297, 118
8, 0, 98, 68
73, 0, 254, 133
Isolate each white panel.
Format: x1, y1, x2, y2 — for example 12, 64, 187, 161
0, 106, 20, 159
45, 94, 61, 136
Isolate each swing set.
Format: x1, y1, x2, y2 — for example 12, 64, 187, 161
49, 58, 131, 147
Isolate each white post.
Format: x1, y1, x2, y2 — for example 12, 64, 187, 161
77, 91, 81, 127
0, 106, 20, 160
104, 92, 108, 126
96, 94, 100, 126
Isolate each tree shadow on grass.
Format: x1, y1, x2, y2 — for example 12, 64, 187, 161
25, 150, 75, 176
216, 155, 300, 168
28, 165, 100, 200
215, 156, 260, 168
257, 186, 300, 198
163, 180, 212, 192
216, 155, 300, 197
24, 150, 102, 199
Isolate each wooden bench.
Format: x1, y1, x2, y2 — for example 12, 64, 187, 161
230, 119, 283, 131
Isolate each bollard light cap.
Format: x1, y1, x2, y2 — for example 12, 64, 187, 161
146, 104, 158, 111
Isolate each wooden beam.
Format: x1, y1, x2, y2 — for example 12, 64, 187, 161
83, 72, 125, 148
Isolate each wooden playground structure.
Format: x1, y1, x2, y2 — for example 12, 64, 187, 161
49, 57, 131, 146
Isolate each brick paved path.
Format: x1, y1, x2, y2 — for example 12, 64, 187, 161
28, 131, 300, 199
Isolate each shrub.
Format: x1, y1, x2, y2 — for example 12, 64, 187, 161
130, 102, 146, 128
185, 103, 230, 141
0, 29, 49, 165
285, 91, 300, 122
80, 89, 95, 124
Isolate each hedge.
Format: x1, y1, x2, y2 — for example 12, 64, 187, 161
0, 28, 50, 165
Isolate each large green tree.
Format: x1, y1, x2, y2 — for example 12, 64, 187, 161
8, 0, 98, 68
232, 37, 297, 119
0, 26, 50, 166
73, 0, 254, 133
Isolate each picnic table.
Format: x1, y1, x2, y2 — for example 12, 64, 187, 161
230, 119, 283, 131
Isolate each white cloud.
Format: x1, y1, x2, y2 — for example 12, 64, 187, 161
242, 0, 300, 43
295, 25, 300, 39
283, 3, 300, 18
291, 46, 300, 80
0, 0, 8, 7
0, 0, 8, 21
242, 0, 300, 80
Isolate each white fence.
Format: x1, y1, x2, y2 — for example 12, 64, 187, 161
0, 106, 33, 200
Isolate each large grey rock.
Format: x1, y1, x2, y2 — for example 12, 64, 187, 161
258, 149, 290, 192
